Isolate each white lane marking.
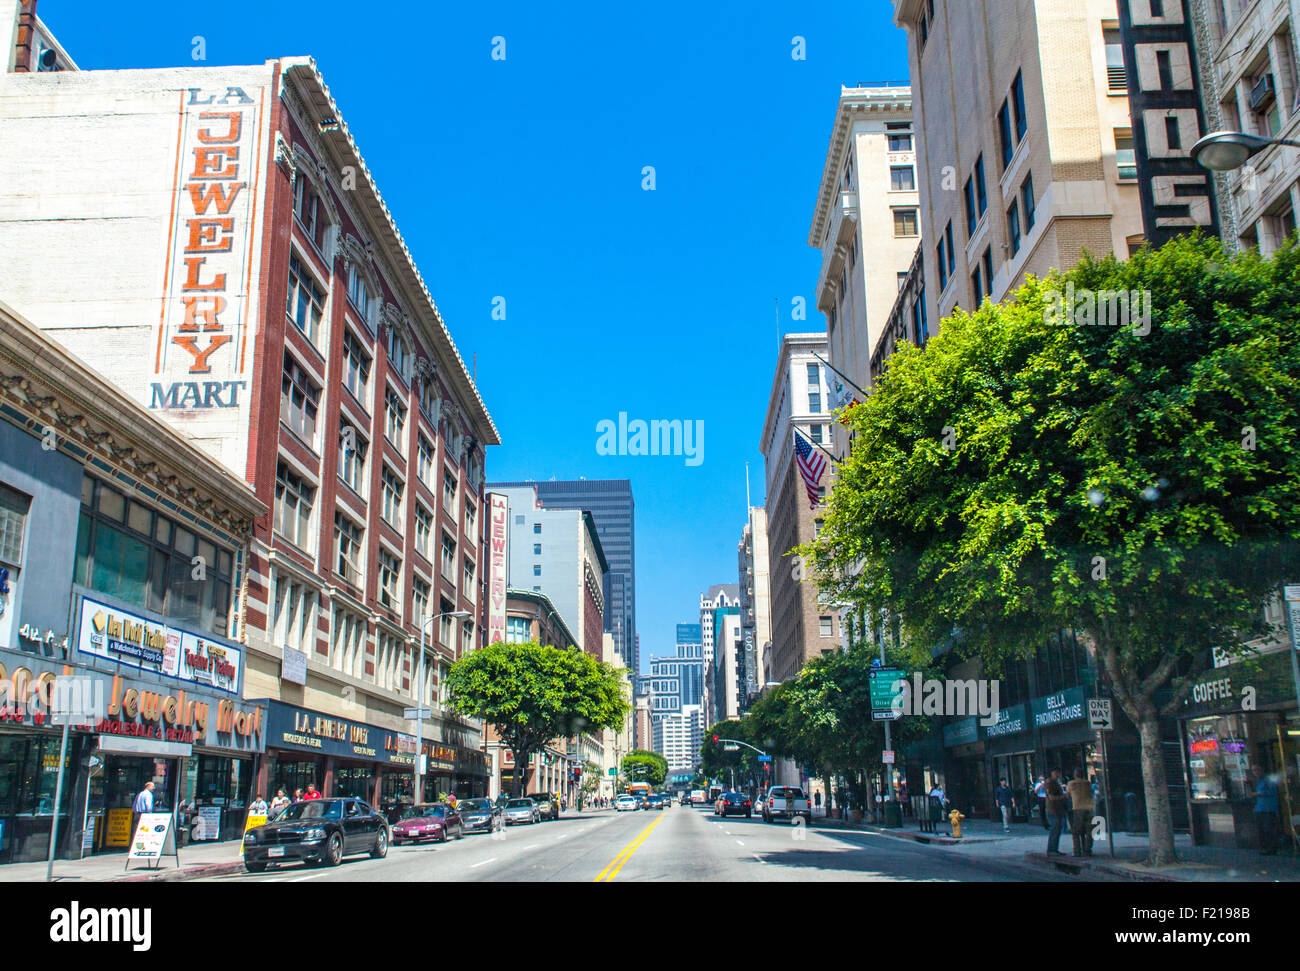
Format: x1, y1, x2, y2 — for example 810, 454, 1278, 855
523, 844, 539, 850
470, 858, 498, 868
287, 871, 330, 882
735, 840, 745, 847
753, 853, 766, 864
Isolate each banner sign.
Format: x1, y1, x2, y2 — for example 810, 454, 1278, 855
127, 812, 177, 864
487, 493, 509, 644
263, 700, 415, 765
75, 594, 243, 696
1031, 686, 1088, 728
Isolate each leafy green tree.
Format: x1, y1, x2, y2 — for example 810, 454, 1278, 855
447, 641, 630, 797
622, 750, 668, 787
802, 236, 1300, 863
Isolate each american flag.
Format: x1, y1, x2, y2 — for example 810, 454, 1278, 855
794, 431, 827, 509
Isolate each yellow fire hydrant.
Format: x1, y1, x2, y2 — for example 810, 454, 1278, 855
948, 808, 966, 838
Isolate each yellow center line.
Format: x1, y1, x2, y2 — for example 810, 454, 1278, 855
594, 814, 666, 882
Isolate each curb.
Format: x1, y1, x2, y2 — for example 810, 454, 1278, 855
1022, 852, 1182, 882
111, 860, 248, 883
814, 819, 964, 845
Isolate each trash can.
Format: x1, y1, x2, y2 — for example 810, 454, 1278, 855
883, 800, 902, 828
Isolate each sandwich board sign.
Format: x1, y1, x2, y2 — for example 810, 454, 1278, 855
125, 811, 180, 871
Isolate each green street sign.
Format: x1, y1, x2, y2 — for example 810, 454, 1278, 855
608, 768, 617, 776
869, 668, 906, 717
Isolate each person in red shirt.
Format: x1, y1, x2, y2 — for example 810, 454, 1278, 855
304, 784, 322, 800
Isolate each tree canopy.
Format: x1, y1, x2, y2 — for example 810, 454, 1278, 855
622, 750, 668, 787
446, 640, 629, 796
801, 235, 1300, 862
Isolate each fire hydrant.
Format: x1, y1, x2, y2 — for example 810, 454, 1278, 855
948, 808, 966, 838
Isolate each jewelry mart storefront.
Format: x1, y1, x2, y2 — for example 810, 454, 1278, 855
257, 701, 417, 814
0, 646, 266, 864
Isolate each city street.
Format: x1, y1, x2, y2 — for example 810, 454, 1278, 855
201, 805, 1065, 882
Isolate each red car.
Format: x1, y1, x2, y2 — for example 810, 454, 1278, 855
713, 792, 752, 818
392, 804, 464, 844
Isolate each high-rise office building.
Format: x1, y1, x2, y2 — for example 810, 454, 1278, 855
737, 507, 773, 706
490, 479, 636, 671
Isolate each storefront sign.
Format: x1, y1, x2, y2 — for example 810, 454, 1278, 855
75, 594, 243, 695
942, 717, 979, 748
1031, 686, 1087, 728
1183, 650, 1296, 716
0, 648, 264, 754
984, 703, 1028, 739
263, 701, 417, 765
195, 805, 222, 840
487, 493, 508, 644
104, 808, 133, 848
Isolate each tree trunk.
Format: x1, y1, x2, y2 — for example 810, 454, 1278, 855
1136, 714, 1178, 866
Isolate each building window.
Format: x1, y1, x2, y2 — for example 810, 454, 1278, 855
1011, 70, 1027, 142
441, 532, 457, 582
937, 237, 948, 290
387, 328, 409, 381
0, 484, 29, 569
415, 504, 433, 558
337, 423, 367, 494
463, 556, 475, 600
381, 467, 404, 528
890, 165, 915, 191
1021, 174, 1036, 231
887, 130, 913, 152
945, 222, 955, 278
893, 209, 919, 237
286, 253, 325, 344
819, 616, 833, 638
533, 564, 541, 577
335, 512, 363, 585
1104, 29, 1127, 93
808, 392, 822, 413
533, 543, 542, 555
975, 154, 987, 217
274, 463, 315, 549
280, 354, 320, 445
419, 377, 439, 420
533, 522, 541, 534
271, 577, 317, 657
506, 616, 530, 644
964, 176, 977, 237
1115, 130, 1137, 180
807, 363, 819, 386
971, 264, 984, 305
1007, 201, 1022, 256
417, 435, 436, 488
412, 578, 431, 627
346, 263, 371, 321
464, 500, 476, 537
293, 177, 326, 251
982, 248, 994, 298
377, 549, 401, 610
897, 271, 908, 291
443, 470, 458, 511
810, 424, 823, 444
72, 478, 235, 636
342, 331, 371, 403
385, 387, 407, 447
998, 101, 1014, 169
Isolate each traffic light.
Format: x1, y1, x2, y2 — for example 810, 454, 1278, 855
712, 735, 719, 743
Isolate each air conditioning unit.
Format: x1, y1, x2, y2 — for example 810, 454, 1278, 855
1250, 73, 1276, 111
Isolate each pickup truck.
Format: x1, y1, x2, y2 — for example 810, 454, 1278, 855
760, 785, 812, 825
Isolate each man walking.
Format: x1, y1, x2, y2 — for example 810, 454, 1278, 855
1066, 768, 1095, 856
1045, 771, 1069, 855
994, 778, 1015, 833
131, 780, 155, 841
1253, 765, 1280, 855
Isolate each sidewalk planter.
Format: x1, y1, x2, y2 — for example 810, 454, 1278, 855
850, 810, 864, 823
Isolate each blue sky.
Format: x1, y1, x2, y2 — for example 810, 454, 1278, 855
45, 0, 911, 674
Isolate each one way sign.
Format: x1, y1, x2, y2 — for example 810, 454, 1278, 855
1088, 699, 1113, 731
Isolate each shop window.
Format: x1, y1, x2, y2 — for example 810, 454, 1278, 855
1186, 715, 1252, 801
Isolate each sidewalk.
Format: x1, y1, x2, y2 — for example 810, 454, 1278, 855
0, 840, 247, 883
812, 814, 1300, 881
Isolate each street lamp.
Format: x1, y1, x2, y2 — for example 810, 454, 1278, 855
1190, 130, 1300, 172
414, 608, 471, 805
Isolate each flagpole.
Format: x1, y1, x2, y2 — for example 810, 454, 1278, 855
811, 352, 869, 400
796, 429, 838, 465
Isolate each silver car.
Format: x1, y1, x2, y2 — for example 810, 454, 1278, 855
503, 798, 540, 825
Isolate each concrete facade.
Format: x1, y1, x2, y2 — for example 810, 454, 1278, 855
737, 506, 772, 705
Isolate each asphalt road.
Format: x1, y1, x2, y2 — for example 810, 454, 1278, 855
203, 804, 1067, 882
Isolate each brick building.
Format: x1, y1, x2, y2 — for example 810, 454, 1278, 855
0, 4, 498, 804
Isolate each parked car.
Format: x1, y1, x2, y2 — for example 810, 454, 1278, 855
392, 804, 463, 844
530, 792, 560, 821
761, 786, 812, 825
615, 794, 639, 812
714, 792, 752, 818
503, 798, 541, 825
243, 798, 387, 871
457, 797, 504, 834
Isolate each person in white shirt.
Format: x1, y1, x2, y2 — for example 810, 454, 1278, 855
269, 789, 291, 817
131, 781, 155, 838
248, 794, 269, 816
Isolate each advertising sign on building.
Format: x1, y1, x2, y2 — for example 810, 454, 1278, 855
127, 812, 177, 863
488, 493, 509, 644
75, 594, 243, 696
151, 83, 267, 429
281, 644, 308, 686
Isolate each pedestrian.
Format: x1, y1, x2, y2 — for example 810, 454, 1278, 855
1066, 768, 1095, 856
926, 781, 945, 833
270, 789, 291, 816
305, 783, 322, 800
249, 793, 269, 816
1045, 771, 1069, 855
292, 787, 303, 802
1252, 765, 1281, 856
131, 780, 155, 839
1034, 775, 1048, 830
898, 783, 909, 819
994, 778, 1015, 833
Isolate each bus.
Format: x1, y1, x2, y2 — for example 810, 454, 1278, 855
628, 782, 651, 803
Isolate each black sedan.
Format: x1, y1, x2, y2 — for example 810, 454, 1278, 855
243, 798, 388, 871
457, 797, 504, 834
713, 792, 752, 818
